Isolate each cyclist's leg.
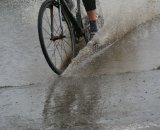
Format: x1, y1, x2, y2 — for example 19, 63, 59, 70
86, 10, 97, 21
82, 0, 98, 38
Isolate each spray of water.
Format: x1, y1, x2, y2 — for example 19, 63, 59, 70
96, 0, 160, 45
64, 0, 160, 75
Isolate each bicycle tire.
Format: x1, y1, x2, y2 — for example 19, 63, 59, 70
38, 0, 76, 75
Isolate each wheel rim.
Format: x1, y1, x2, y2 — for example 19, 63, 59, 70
41, 4, 73, 73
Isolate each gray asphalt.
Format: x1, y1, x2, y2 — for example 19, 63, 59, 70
0, 0, 54, 86
1, 0, 160, 130
44, 71, 160, 130
0, 84, 45, 130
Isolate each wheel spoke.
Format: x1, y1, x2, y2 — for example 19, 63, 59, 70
55, 41, 64, 64
51, 42, 57, 66
38, 1, 74, 74
53, 15, 62, 35
63, 38, 71, 47
62, 40, 69, 58
44, 9, 51, 28
60, 41, 63, 61
47, 40, 52, 48
42, 26, 51, 36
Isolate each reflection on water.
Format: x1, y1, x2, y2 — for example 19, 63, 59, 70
43, 77, 101, 129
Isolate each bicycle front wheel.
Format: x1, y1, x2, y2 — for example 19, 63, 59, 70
38, 0, 75, 75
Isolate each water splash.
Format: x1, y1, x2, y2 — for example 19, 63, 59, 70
97, 0, 160, 45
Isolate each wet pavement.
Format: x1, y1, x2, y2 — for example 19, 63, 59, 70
0, 0, 54, 86
1, 0, 160, 130
44, 71, 160, 130
0, 83, 45, 130
43, 15, 160, 130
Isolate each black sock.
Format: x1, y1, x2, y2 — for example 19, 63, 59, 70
89, 20, 98, 32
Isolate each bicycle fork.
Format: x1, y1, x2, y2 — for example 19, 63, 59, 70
50, 1, 66, 41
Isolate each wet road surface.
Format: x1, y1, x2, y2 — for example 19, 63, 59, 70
44, 71, 160, 130
1, 0, 160, 130
0, 83, 45, 130
42, 15, 160, 130
0, 0, 54, 86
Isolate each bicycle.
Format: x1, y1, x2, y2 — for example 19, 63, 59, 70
38, 0, 104, 75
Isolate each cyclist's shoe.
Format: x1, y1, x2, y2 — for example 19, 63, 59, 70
90, 21, 98, 30
90, 31, 97, 40
89, 20, 98, 40
89, 21, 98, 39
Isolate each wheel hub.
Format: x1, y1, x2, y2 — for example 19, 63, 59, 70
50, 34, 66, 41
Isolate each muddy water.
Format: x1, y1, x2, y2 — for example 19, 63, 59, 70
65, 15, 160, 76
98, 0, 160, 44
64, 0, 160, 75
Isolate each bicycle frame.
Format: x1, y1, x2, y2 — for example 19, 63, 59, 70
59, 0, 84, 37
